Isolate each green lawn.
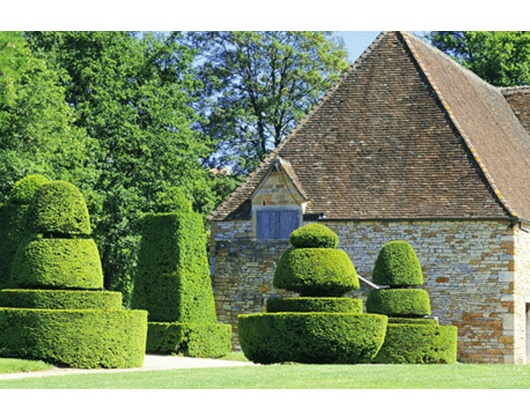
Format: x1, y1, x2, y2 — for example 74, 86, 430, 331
0, 358, 52, 374
2, 362, 530, 388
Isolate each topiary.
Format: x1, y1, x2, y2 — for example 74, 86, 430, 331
0, 289, 123, 310
289, 223, 339, 248
366, 288, 431, 317
273, 248, 359, 296
9, 174, 51, 205
372, 240, 423, 286
266, 297, 362, 314
29, 180, 92, 236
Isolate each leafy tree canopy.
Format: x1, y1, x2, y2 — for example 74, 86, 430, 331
429, 31, 530, 86
181, 31, 350, 175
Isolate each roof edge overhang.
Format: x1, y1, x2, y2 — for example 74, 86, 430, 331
400, 31, 517, 220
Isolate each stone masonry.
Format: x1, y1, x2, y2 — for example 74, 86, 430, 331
210, 218, 530, 363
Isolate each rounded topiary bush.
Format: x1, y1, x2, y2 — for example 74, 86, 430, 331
371, 323, 458, 364
273, 248, 359, 296
238, 312, 387, 364
9, 238, 104, 290
366, 288, 431, 317
266, 297, 362, 314
29, 180, 92, 236
289, 223, 339, 249
372, 240, 423, 286
9, 174, 51, 205
0, 289, 122, 310
0, 308, 147, 368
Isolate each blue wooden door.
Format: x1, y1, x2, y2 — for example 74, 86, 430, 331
256, 209, 299, 239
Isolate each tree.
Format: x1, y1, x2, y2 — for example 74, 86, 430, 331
182, 31, 350, 175
0, 31, 96, 200
24, 32, 223, 302
428, 31, 530, 86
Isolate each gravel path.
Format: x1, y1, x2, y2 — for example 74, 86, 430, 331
0, 355, 255, 381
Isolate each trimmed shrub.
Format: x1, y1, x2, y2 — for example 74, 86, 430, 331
146, 322, 232, 358
131, 211, 217, 323
388, 317, 439, 325
0, 308, 147, 368
9, 175, 51, 205
372, 240, 423, 286
289, 223, 339, 249
0, 175, 51, 287
372, 323, 458, 364
266, 297, 362, 314
366, 288, 431, 317
0, 289, 122, 310
29, 180, 91, 236
9, 238, 104, 290
273, 248, 359, 296
238, 312, 387, 364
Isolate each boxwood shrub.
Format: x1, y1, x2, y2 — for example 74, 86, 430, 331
289, 223, 339, 249
388, 317, 439, 325
9, 238, 104, 290
0, 308, 148, 368
366, 288, 431, 317
131, 211, 217, 324
266, 297, 362, 314
273, 248, 359, 296
0, 289, 122, 310
146, 322, 232, 358
372, 240, 423, 286
372, 323, 458, 364
29, 180, 92, 236
238, 312, 387, 364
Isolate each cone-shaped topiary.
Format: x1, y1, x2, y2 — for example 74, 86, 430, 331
289, 223, 339, 248
239, 223, 387, 364
372, 240, 423, 286
131, 202, 231, 359
29, 180, 92, 236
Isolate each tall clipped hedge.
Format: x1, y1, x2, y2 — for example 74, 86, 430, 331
0, 175, 51, 288
131, 198, 231, 358
0, 178, 148, 369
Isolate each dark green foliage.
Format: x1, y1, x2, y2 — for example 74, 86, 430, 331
29, 181, 91, 236
9, 175, 51, 205
146, 322, 232, 358
0, 175, 51, 288
372, 324, 458, 364
289, 223, 339, 249
0, 308, 147, 368
9, 238, 103, 290
372, 241, 423, 286
273, 248, 359, 296
388, 317, 439, 325
366, 288, 431, 317
238, 312, 387, 364
266, 297, 362, 314
131, 211, 216, 323
0, 289, 122, 310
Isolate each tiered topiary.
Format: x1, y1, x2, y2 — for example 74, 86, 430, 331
0, 180, 148, 368
366, 240, 458, 364
0, 175, 51, 288
238, 223, 387, 364
131, 196, 231, 358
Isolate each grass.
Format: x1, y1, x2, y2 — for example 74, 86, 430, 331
2, 362, 530, 388
0, 358, 52, 374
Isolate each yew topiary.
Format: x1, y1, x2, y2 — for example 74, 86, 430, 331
289, 223, 339, 248
366, 288, 431, 317
372, 240, 423, 286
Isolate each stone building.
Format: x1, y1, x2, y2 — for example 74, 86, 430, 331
208, 31, 530, 364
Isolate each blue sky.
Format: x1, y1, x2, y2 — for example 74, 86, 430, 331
336, 32, 381, 62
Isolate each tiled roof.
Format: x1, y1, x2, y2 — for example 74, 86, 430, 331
210, 32, 530, 222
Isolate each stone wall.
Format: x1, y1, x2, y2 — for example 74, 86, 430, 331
210, 218, 524, 363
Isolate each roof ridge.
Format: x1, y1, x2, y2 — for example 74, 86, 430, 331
400, 31, 517, 219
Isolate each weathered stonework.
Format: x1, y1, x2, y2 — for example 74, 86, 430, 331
210, 218, 530, 363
